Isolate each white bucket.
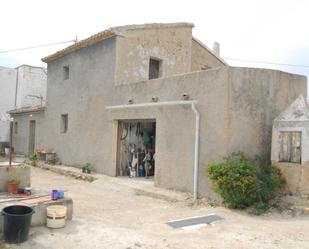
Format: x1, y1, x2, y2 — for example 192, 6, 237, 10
46, 205, 67, 229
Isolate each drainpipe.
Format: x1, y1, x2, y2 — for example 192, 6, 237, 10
191, 102, 200, 200
106, 100, 201, 200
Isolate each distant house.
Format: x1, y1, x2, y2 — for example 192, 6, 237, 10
10, 23, 306, 199
271, 95, 309, 196
0, 65, 46, 151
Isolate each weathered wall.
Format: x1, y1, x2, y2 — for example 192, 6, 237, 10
0, 66, 16, 142
15, 65, 47, 108
227, 68, 306, 158
115, 24, 193, 85
40, 37, 117, 173
273, 162, 309, 196
191, 39, 225, 71
12, 111, 45, 156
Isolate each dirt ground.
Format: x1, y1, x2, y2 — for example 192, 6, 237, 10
4, 167, 309, 249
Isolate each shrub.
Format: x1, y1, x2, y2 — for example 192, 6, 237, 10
29, 153, 38, 166
208, 152, 285, 213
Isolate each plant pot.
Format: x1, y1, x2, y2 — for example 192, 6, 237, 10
82, 168, 86, 173
86, 169, 91, 174
7, 183, 20, 194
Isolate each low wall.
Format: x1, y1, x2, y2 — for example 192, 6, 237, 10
0, 165, 31, 191
273, 162, 309, 197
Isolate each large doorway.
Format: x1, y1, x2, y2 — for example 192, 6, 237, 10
117, 120, 156, 178
28, 120, 36, 155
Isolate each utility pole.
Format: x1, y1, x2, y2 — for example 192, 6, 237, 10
9, 121, 13, 168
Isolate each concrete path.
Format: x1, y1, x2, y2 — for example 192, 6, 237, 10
4, 167, 309, 249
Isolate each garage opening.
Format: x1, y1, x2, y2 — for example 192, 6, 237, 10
117, 120, 156, 178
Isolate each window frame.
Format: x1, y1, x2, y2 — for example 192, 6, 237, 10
278, 131, 302, 164
148, 57, 162, 80
63, 65, 70, 80
60, 114, 68, 133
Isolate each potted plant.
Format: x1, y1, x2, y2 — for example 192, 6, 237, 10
7, 177, 20, 194
82, 163, 94, 174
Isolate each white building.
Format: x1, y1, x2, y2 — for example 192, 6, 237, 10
0, 65, 46, 149
271, 95, 309, 196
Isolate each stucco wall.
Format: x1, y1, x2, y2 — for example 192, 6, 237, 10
12, 111, 45, 155
191, 39, 225, 71
39, 37, 117, 172
115, 25, 193, 85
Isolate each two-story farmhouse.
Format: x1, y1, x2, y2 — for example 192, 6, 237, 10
9, 23, 306, 199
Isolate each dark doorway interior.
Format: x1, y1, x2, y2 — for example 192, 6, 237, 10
28, 120, 36, 155
117, 120, 156, 178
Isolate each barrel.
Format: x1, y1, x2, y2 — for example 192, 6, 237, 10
2, 205, 34, 243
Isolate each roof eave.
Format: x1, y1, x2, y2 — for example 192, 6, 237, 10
7, 107, 45, 115
41, 30, 117, 63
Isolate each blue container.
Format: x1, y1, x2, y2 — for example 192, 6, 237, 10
138, 168, 145, 177
57, 190, 64, 199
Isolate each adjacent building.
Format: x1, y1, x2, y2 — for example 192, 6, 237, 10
0, 65, 46, 151
10, 23, 307, 199
271, 95, 309, 196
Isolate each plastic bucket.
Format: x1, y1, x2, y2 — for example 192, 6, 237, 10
46, 205, 67, 229
2, 205, 34, 243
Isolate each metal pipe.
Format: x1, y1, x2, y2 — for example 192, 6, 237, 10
9, 121, 13, 168
191, 103, 200, 200
106, 100, 201, 200
106, 100, 197, 109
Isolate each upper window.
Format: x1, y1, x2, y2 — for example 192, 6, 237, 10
63, 65, 69, 80
149, 58, 161, 80
279, 131, 301, 163
60, 114, 68, 133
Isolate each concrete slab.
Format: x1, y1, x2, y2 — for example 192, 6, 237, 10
166, 214, 224, 229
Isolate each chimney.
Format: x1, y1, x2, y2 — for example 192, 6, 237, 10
213, 42, 220, 56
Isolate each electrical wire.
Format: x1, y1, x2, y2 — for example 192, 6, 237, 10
0, 40, 76, 54
224, 57, 309, 69
1, 39, 308, 69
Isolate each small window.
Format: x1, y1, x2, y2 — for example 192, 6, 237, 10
149, 58, 161, 80
63, 65, 69, 80
60, 114, 68, 133
14, 122, 18, 134
279, 132, 301, 163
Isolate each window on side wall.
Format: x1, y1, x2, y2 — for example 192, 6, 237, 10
60, 114, 68, 133
63, 65, 69, 80
279, 131, 301, 163
149, 58, 162, 80
14, 122, 18, 134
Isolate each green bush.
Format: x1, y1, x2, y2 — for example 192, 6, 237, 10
29, 153, 38, 166
208, 152, 285, 213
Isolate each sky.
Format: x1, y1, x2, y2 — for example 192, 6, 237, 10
1, 0, 308, 88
